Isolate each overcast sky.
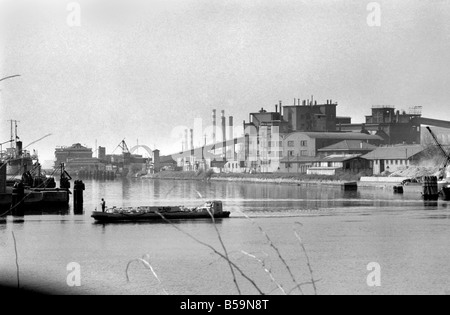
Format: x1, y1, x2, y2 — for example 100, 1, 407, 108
1, 0, 450, 165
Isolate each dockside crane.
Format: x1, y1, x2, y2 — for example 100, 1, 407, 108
113, 139, 131, 154
426, 127, 450, 180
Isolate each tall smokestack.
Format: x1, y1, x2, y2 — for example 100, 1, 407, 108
184, 129, 189, 151
229, 116, 234, 161
228, 116, 234, 140
190, 129, 194, 150
212, 109, 217, 145
221, 110, 226, 142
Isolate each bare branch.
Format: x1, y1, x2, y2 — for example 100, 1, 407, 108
11, 231, 20, 289
241, 250, 286, 295
126, 254, 168, 295
294, 231, 318, 295
155, 211, 265, 295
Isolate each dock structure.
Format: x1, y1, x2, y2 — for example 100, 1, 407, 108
422, 176, 440, 201
0, 161, 6, 194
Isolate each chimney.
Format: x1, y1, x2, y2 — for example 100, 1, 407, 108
212, 109, 217, 144
16, 141, 23, 157
190, 129, 194, 150
184, 129, 189, 151
229, 116, 234, 140
221, 110, 226, 142
275, 104, 278, 113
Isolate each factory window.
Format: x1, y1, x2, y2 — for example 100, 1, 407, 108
288, 141, 295, 147
289, 151, 295, 156
300, 140, 308, 147
300, 150, 308, 156
286, 163, 291, 169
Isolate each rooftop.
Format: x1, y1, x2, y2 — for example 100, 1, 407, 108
280, 154, 364, 163
55, 143, 92, 151
362, 145, 425, 160
318, 140, 378, 152
317, 154, 363, 162
285, 131, 382, 141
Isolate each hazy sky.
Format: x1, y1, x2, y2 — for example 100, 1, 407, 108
1, 0, 450, 164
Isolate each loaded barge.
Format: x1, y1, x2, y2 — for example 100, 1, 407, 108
91, 201, 230, 222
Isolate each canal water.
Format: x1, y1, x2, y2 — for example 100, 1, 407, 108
1, 179, 450, 295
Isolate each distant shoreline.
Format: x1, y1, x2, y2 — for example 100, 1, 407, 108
141, 171, 400, 187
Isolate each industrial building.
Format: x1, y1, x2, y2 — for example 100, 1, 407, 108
170, 97, 450, 175
307, 155, 372, 176
54, 143, 99, 172
174, 99, 380, 173
317, 140, 378, 157
279, 132, 381, 173
339, 106, 423, 145
361, 145, 426, 175
54, 141, 152, 177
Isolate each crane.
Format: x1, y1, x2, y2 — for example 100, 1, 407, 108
113, 139, 130, 154
426, 127, 450, 179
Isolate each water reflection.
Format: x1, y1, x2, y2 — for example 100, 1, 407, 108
8, 179, 450, 218
423, 201, 439, 209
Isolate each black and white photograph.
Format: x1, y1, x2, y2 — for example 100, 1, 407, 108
1, 0, 450, 299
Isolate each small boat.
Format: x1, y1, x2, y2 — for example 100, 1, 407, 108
91, 201, 230, 222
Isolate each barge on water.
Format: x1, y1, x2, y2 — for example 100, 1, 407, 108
91, 201, 230, 222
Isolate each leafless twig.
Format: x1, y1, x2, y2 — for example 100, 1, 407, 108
11, 231, 20, 289
241, 250, 286, 295
294, 231, 318, 295
206, 208, 242, 295
155, 211, 265, 295
287, 279, 322, 295
238, 210, 303, 295
126, 254, 168, 295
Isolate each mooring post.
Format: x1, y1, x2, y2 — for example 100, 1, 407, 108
73, 180, 85, 214
394, 185, 404, 194
11, 182, 25, 218
342, 181, 358, 191
442, 187, 450, 201
423, 176, 439, 201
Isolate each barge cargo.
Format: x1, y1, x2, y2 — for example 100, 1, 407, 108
92, 201, 230, 222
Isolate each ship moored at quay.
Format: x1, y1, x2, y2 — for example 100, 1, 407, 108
1, 128, 73, 213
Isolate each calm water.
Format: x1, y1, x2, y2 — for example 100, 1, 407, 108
1, 179, 450, 295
